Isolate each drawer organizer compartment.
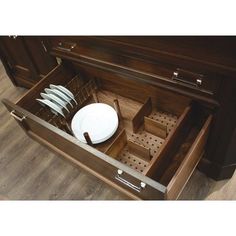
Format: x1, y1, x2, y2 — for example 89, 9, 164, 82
3, 63, 212, 200
106, 103, 179, 174
106, 130, 152, 173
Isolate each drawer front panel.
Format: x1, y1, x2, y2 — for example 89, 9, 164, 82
47, 36, 222, 102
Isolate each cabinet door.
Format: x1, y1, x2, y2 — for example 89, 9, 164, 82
0, 36, 38, 87
22, 37, 57, 78
0, 36, 57, 88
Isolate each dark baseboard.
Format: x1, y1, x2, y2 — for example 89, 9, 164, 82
198, 158, 236, 180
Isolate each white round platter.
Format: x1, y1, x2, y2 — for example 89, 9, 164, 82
71, 103, 119, 144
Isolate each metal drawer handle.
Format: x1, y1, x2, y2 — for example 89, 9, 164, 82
173, 71, 203, 87
57, 42, 77, 52
115, 169, 146, 192
10, 110, 26, 122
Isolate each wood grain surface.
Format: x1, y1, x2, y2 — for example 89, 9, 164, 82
0, 61, 236, 200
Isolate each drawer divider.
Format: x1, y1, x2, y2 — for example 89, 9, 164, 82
166, 115, 213, 199
143, 105, 193, 177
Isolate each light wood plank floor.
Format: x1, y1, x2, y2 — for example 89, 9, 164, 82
0, 62, 235, 200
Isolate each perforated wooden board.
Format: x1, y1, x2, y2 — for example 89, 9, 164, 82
117, 146, 149, 173
128, 131, 164, 159
148, 109, 178, 134
116, 129, 166, 173
117, 110, 178, 173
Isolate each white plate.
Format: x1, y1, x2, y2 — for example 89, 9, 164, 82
40, 92, 70, 113
44, 88, 73, 108
71, 103, 119, 144
49, 84, 78, 105
36, 99, 65, 117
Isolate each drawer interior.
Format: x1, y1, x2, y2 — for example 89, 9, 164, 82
16, 62, 211, 196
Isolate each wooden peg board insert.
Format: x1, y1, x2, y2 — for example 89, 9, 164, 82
128, 131, 164, 160
117, 131, 164, 173
117, 110, 178, 173
117, 146, 149, 173
148, 110, 178, 134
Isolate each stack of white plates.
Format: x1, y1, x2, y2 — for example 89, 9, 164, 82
71, 103, 119, 144
36, 84, 77, 117
37, 84, 119, 144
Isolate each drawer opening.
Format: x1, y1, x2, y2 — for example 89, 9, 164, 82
17, 64, 198, 176
28, 75, 190, 161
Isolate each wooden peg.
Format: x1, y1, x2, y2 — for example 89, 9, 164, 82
92, 91, 99, 103
83, 132, 93, 146
113, 99, 122, 120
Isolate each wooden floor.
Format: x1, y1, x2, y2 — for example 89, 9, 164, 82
0, 62, 236, 200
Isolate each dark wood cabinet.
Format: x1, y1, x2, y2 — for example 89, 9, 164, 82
1, 36, 236, 199
0, 36, 57, 88
46, 36, 236, 181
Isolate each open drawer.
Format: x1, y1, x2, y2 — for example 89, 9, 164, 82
2, 62, 212, 200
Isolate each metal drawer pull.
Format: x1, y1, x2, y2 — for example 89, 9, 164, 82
57, 42, 77, 52
10, 110, 26, 122
173, 71, 203, 88
115, 169, 146, 192
196, 78, 202, 86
